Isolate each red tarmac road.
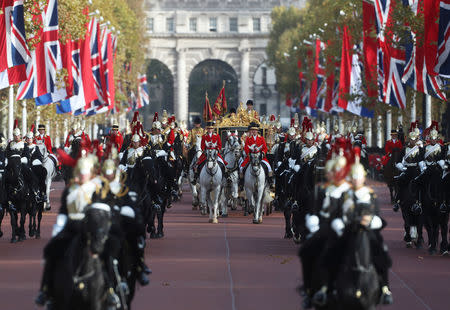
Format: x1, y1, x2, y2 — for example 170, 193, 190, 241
0, 180, 449, 310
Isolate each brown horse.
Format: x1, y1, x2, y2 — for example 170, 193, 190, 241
383, 148, 402, 203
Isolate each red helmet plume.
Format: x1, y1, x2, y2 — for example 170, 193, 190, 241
153, 112, 158, 122
13, 119, 18, 129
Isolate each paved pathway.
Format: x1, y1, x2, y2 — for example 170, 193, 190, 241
0, 181, 449, 310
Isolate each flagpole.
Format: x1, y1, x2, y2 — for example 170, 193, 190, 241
8, 85, 14, 140
411, 92, 416, 123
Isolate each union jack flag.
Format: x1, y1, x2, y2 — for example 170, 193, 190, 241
16, 0, 62, 101
137, 74, 150, 109
402, 0, 447, 101
56, 42, 86, 114
375, 0, 408, 109
85, 18, 107, 115
0, 0, 29, 71
0, 0, 29, 89
436, 0, 450, 77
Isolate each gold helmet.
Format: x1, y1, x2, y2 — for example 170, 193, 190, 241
102, 159, 116, 176
161, 110, 169, 124
74, 156, 95, 176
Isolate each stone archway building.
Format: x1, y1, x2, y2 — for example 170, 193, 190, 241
144, 0, 306, 123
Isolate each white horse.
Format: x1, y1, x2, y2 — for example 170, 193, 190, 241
36, 143, 58, 210
223, 132, 241, 211
244, 151, 267, 224
199, 148, 223, 223
188, 138, 202, 209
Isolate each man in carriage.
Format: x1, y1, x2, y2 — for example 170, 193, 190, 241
193, 121, 227, 185
239, 122, 273, 185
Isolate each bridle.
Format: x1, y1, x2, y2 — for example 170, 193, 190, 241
205, 149, 218, 176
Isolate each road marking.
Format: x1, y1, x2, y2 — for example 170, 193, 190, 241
390, 270, 432, 310
223, 222, 237, 310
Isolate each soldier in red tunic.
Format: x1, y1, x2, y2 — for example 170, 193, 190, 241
193, 121, 227, 183
35, 124, 53, 154
381, 129, 403, 166
240, 122, 273, 183
105, 124, 124, 152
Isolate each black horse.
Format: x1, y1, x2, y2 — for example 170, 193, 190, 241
416, 164, 448, 254
5, 156, 30, 243
50, 204, 112, 310
140, 154, 171, 239
292, 160, 316, 243
333, 228, 380, 310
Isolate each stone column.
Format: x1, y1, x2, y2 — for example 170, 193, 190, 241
367, 118, 372, 147
176, 48, 188, 123
338, 117, 344, 134
411, 92, 416, 123
425, 94, 432, 127
377, 115, 383, 148
386, 110, 392, 140
239, 40, 250, 102
22, 102, 27, 136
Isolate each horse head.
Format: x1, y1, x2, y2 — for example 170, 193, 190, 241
206, 148, 218, 169
84, 203, 112, 255
250, 151, 262, 172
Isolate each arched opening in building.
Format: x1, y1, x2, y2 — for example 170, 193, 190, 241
145, 59, 174, 127
188, 59, 238, 125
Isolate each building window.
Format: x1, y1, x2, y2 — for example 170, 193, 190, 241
262, 67, 267, 86
253, 17, 261, 32
229, 17, 238, 32
147, 17, 154, 32
209, 17, 217, 32
189, 18, 197, 32
166, 17, 174, 32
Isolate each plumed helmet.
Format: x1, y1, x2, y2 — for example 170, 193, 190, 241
429, 128, 439, 140
408, 131, 418, 140
13, 127, 21, 137
102, 159, 116, 176
288, 127, 296, 136
305, 131, 314, 141
131, 134, 141, 143
350, 147, 366, 180
26, 131, 34, 139
74, 156, 95, 176
152, 121, 162, 130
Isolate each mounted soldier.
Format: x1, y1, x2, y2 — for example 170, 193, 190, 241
394, 121, 425, 248
35, 124, 53, 154
24, 126, 47, 202
240, 122, 273, 186
119, 132, 145, 187
193, 121, 227, 184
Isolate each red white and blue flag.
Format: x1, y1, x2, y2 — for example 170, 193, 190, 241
136, 74, 149, 109
375, 0, 408, 109
338, 26, 374, 118
402, 0, 447, 101
16, 0, 63, 102
0, 0, 29, 89
436, 0, 450, 77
